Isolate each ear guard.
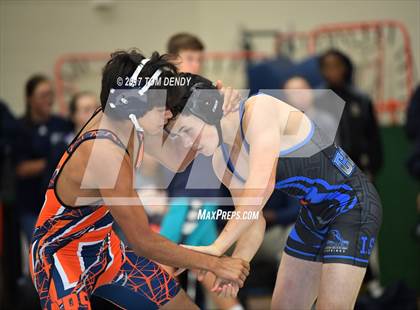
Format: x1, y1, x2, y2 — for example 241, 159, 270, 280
185, 82, 224, 126
105, 58, 162, 121
183, 82, 225, 146
107, 88, 149, 120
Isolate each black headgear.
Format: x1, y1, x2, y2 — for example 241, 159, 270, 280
185, 82, 224, 125
181, 74, 225, 145
106, 58, 162, 124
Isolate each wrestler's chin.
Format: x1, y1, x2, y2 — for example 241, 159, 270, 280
147, 126, 164, 135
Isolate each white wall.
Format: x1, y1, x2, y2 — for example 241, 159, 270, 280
0, 0, 419, 115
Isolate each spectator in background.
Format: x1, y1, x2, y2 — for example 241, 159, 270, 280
283, 76, 338, 137
405, 85, 420, 174
49, 91, 101, 168
0, 98, 17, 272
319, 49, 383, 181
14, 75, 72, 242
0, 100, 31, 310
0, 99, 17, 194
167, 32, 204, 74
405, 85, 420, 243
0, 100, 16, 269
68, 91, 100, 138
283, 76, 314, 111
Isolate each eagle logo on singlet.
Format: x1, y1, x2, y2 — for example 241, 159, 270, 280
324, 229, 349, 253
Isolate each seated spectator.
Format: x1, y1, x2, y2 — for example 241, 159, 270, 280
14, 74, 72, 242
283, 75, 338, 138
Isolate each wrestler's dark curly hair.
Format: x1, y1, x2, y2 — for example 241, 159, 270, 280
100, 49, 182, 117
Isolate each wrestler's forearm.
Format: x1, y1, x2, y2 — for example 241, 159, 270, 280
132, 229, 218, 271
213, 214, 254, 255
109, 204, 220, 273
145, 132, 196, 172
212, 186, 272, 254
232, 216, 266, 262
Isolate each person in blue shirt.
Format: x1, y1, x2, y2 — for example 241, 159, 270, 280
14, 74, 73, 242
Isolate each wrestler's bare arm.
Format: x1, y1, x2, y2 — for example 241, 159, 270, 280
143, 130, 197, 172
85, 140, 249, 285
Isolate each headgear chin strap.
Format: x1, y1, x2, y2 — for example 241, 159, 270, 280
215, 122, 224, 147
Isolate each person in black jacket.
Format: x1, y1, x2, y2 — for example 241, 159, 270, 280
319, 49, 383, 181
405, 85, 420, 243
0, 99, 17, 193
405, 85, 420, 179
